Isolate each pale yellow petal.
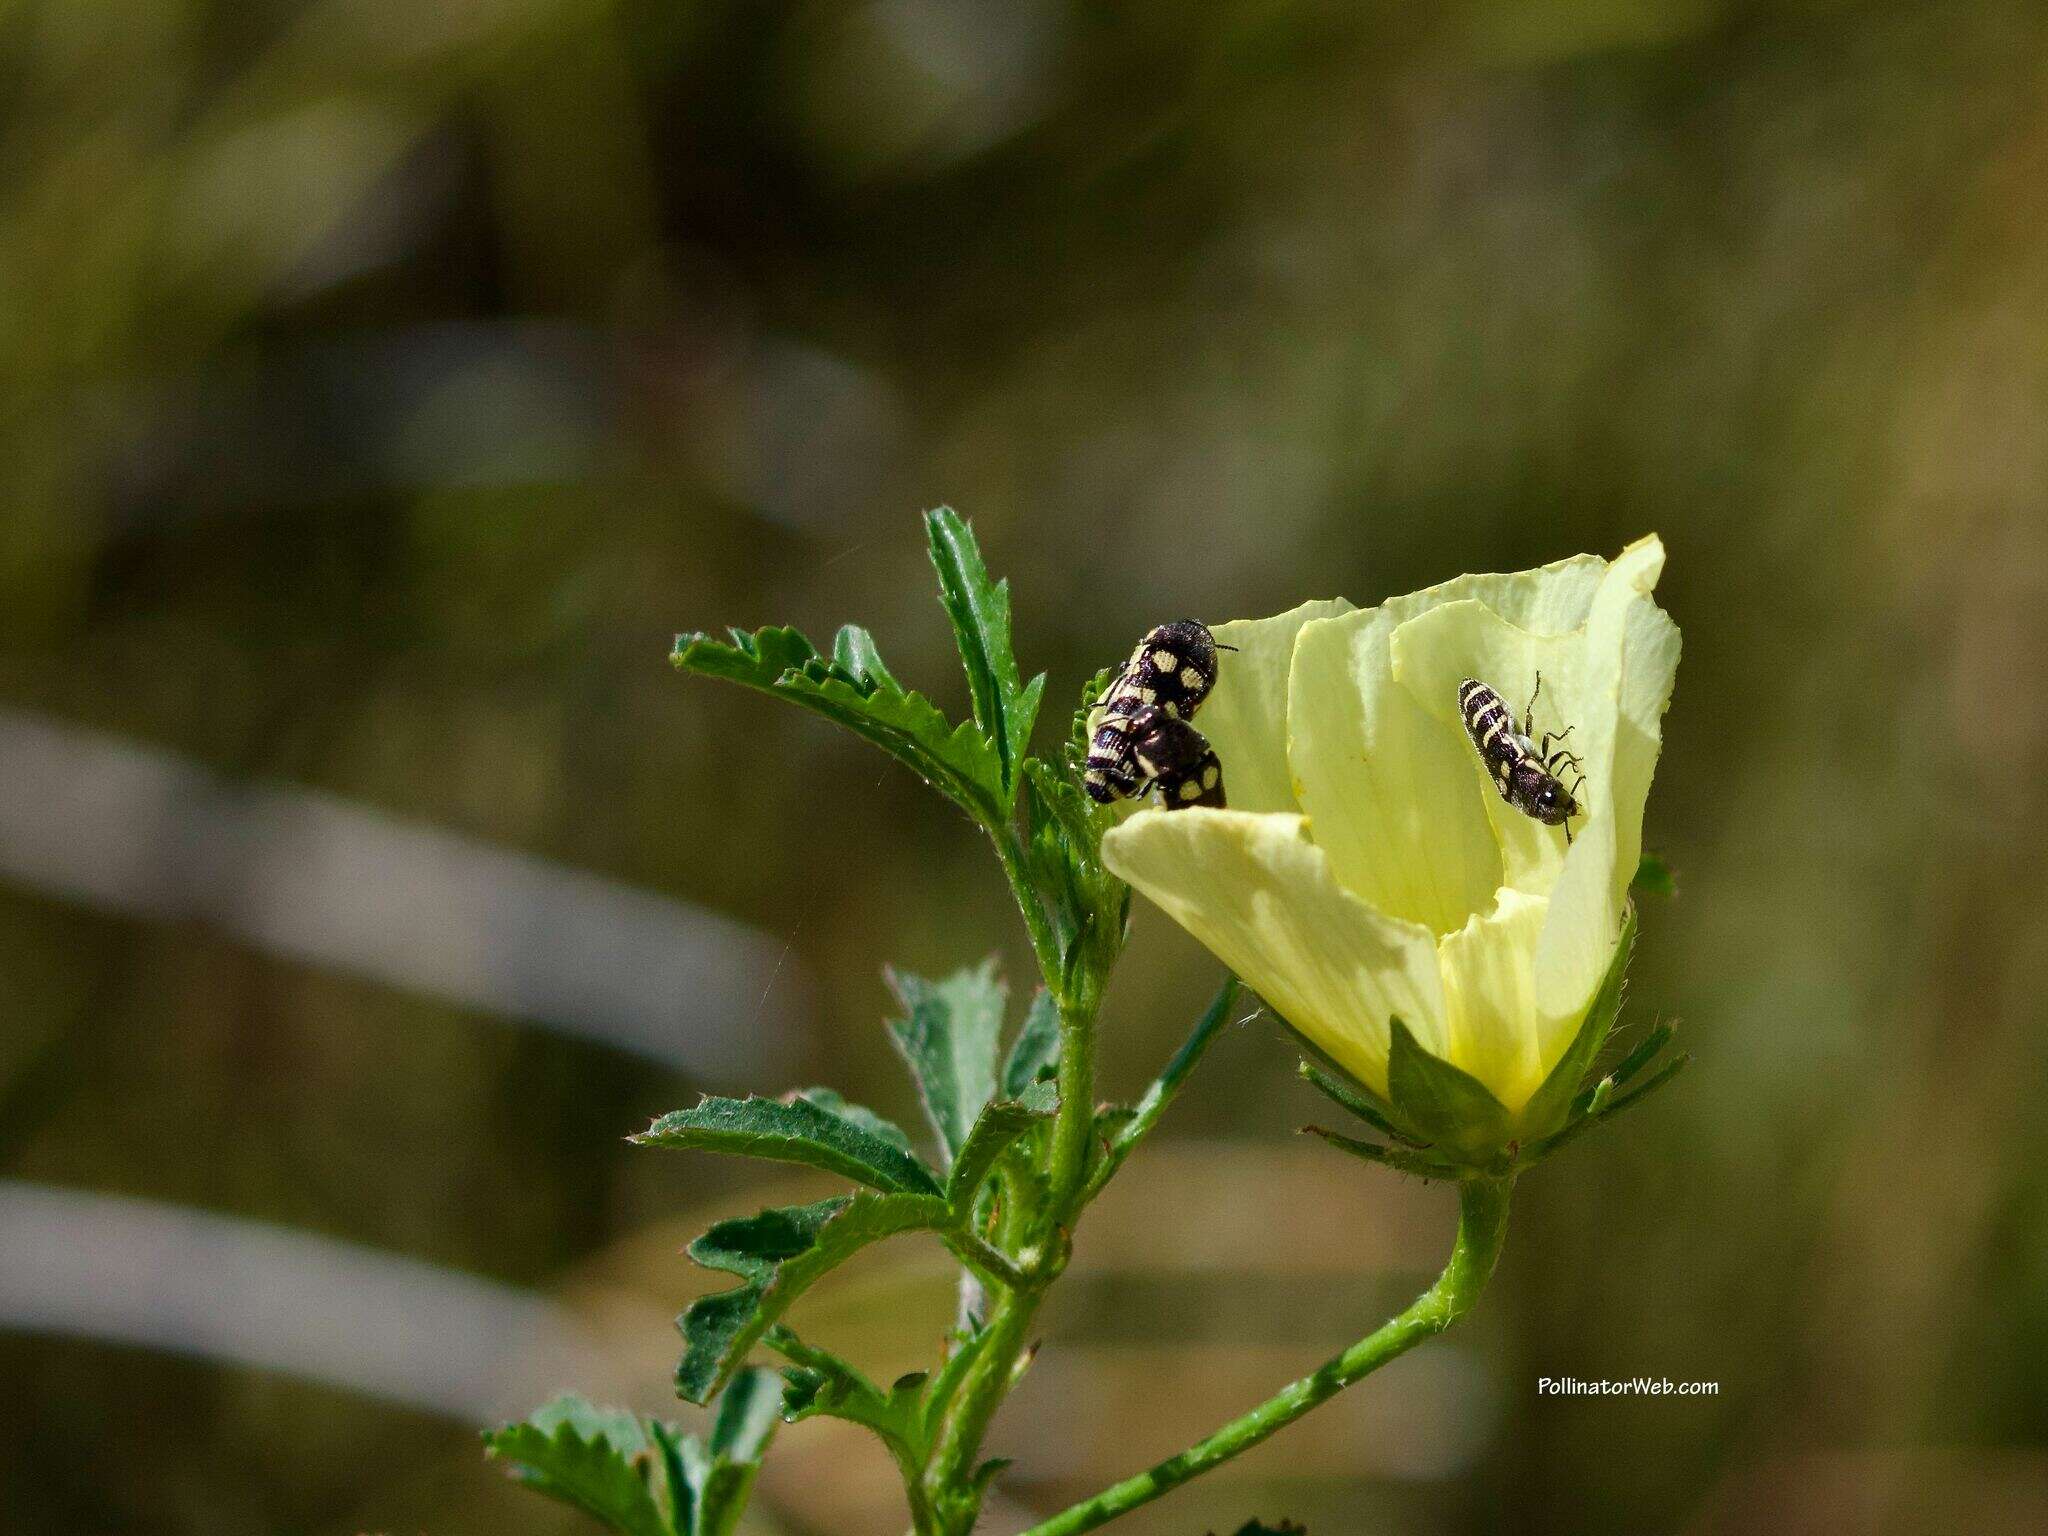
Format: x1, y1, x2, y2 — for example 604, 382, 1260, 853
1204, 599, 1354, 815
1100, 809, 1443, 1096
1283, 553, 1617, 938
1387, 599, 1587, 898
1608, 540, 1681, 917
1289, 608, 1502, 935
1435, 887, 1555, 1113
1533, 537, 1667, 1027
1406, 553, 1611, 636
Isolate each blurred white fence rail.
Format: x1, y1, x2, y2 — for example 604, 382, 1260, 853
0, 706, 800, 1078
0, 1181, 606, 1419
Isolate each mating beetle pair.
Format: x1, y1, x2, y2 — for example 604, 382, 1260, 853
1082, 620, 1230, 810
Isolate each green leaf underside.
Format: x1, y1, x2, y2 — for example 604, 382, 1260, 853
709, 1365, 782, 1462
1003, 987, 1062, 1098
947, 1080, 1058, 1207
886, 961, 1007, 1165
1632, 850, 1678, 899
648, 1422, 693, 1534
672, 625, 1004, 823
692, 1371, 784, 1536
924, 507, 1045, 790
677, 1194, 949, 1403
634, 1095, 941, 1197
484, 1397, 668, 1536
1516, 906, 1638, 1140
1387, 1017, 1511, 1156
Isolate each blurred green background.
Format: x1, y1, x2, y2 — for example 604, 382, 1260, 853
4, 0, 2046, 1532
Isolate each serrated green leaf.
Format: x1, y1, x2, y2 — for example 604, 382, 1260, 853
676, 1194, 948, 1402
769, 1327, 927, 1457
769, 1328, 885, 1422
672, 623, 1004, 823
642, 1368, 783, 1536
831, 623, 899, 688
1387, 1017, 1511, 1157
633, 1095, 941, 1196
924, 506, 1044, 791
795, 1087, 916, 1157
647, 1421, 694, 1534
485, 1396, 668, 1536
885, 960, 1006, 1164
777, 1365, 826, 1419
1514, 907, 1637, 1140
1632, 850, 1678, 899
1002, 987, 1062, 1098
946, 1080, 1058, 1208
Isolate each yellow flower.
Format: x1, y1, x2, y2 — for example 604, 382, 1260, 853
1101, 538, 1679, 1140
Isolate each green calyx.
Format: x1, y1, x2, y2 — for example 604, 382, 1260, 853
1298, 907, 1689, 1178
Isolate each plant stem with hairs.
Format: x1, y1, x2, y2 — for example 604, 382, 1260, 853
1019, 1177, 1515, 1536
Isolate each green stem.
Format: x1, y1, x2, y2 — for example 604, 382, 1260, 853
922, 1279, 1048, 1533
1016, 1176, 1515, 1536
1045, 989, 1097, 1210
922, 915, 1100, 1533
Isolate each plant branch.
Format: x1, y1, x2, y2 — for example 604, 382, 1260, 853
921, 1279, 1047, 1534
943, 1227, 1029, 1293
1082, 976, 1240, 1204
1015, 1176, 1515, 1536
